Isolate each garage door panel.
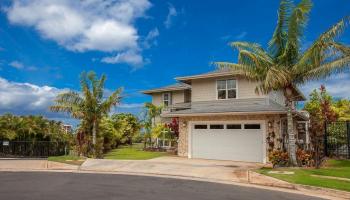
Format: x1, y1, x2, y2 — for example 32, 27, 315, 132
191, 122, 264, 162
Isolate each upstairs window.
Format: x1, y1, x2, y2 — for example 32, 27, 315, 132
163, 92, 171, 107
217, 79, 237, 99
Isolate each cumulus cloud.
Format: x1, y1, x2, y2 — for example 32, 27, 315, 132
5, 0, 152, 66
300, 73, 350, 99
164, 3, 177, 29
101, 50, 147, 68
0, 77, 68, 116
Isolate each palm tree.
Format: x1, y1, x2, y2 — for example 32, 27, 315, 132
216, 0, 350, 165
143, 103, 163, 147
144, 103, 163, 127
51, 71, 122, 156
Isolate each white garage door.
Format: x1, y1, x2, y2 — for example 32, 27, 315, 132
191, 121, 265, 163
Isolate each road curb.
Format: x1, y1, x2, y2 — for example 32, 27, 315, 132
247, 170, 350, 200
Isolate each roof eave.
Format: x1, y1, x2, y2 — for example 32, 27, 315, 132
161, 111, 286, 117
175, 72, 241, 82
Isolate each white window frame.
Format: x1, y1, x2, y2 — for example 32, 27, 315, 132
162, 92, 172, 107
216, 79, 238, 100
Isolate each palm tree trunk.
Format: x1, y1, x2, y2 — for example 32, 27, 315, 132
92, 120, 97, 145
92, 120, 97, 156
286, 100, 297, 166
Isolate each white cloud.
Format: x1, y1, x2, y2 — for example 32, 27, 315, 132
9, 60, 38, 71
101, 50, 147, 68
143, 28, 159, 49
300, 73, 350, 99
9, 61, 24, 69
0, 77, 68, 115
164, 3, 177, 29
5, 0, 152, 66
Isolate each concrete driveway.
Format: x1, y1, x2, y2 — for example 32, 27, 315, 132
80, 156, 264, 182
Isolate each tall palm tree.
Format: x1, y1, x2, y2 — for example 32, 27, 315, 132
51, 71, 122, 156
144, 103, 163, 127
216, 0, 350, 165
143, 103, 163, 147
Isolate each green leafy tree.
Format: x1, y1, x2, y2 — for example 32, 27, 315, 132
100, 117, 124, 151
333, 99, 350, 121
112, 113, 141, 145
304, 85, 337, 168
51, 71, 122, 157
0, 114, 69, 142
216, 0, 350, 165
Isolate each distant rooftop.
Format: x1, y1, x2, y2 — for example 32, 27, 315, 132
176, 68, 242, 82
142, 82, 191, 94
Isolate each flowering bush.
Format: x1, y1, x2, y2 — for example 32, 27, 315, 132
296, 149, 312, 167
268, 150, 289, 168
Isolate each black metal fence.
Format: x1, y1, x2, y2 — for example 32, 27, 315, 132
0, 141, 67, 158
324, 121, 350, 159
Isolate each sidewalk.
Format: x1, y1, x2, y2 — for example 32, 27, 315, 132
0, 158, 78, 171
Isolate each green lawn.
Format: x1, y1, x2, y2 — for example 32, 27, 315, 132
257, 160, 350, 192
104, 144, 168, 160
48, 155, 86, 165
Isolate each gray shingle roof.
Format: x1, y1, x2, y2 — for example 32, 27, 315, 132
142, 83, 191, 94
162, 98, 287, 117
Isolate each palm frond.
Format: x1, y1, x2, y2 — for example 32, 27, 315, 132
269, 0, 293, 58
282, 0, 312, 65
230, 42, 271, 60
263, 67, 291, 91
302, 55, 350, 81
293, 17, 350, 74
214, 62, 262, 80
100, 87, 123, 114
238, 50, 273, 68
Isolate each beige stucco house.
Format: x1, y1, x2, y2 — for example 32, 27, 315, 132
142, 69, 309, 163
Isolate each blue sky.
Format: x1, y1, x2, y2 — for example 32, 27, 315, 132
0, 0, 349, 124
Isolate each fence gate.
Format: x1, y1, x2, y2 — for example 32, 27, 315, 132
0, 141, 67, 158
324, 121, 350, 159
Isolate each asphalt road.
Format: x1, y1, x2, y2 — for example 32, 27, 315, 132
0, 172, 323, 200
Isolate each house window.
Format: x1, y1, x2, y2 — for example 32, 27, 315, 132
210, 124, 224, 129
194, 125, 207, 129
227, 124, 242, 129
244, 124, 261, 129
217, 79, 237, 99
163, 92, 171, 107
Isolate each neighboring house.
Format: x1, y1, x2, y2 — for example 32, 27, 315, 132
142, 69, 309, 163
62, 124, 73, 134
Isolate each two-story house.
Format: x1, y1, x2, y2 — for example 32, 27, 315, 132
142, 69, 309, 163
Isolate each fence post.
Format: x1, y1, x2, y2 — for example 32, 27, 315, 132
324, 122, 328, 157
347, 121, 350, 159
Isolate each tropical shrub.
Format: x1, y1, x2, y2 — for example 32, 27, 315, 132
268, 150, 289, 168
296, 149, 312, 167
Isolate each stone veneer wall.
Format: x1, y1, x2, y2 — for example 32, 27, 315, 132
177, 114, 283, 158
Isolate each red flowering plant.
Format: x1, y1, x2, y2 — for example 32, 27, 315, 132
166, 118, 179, 138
